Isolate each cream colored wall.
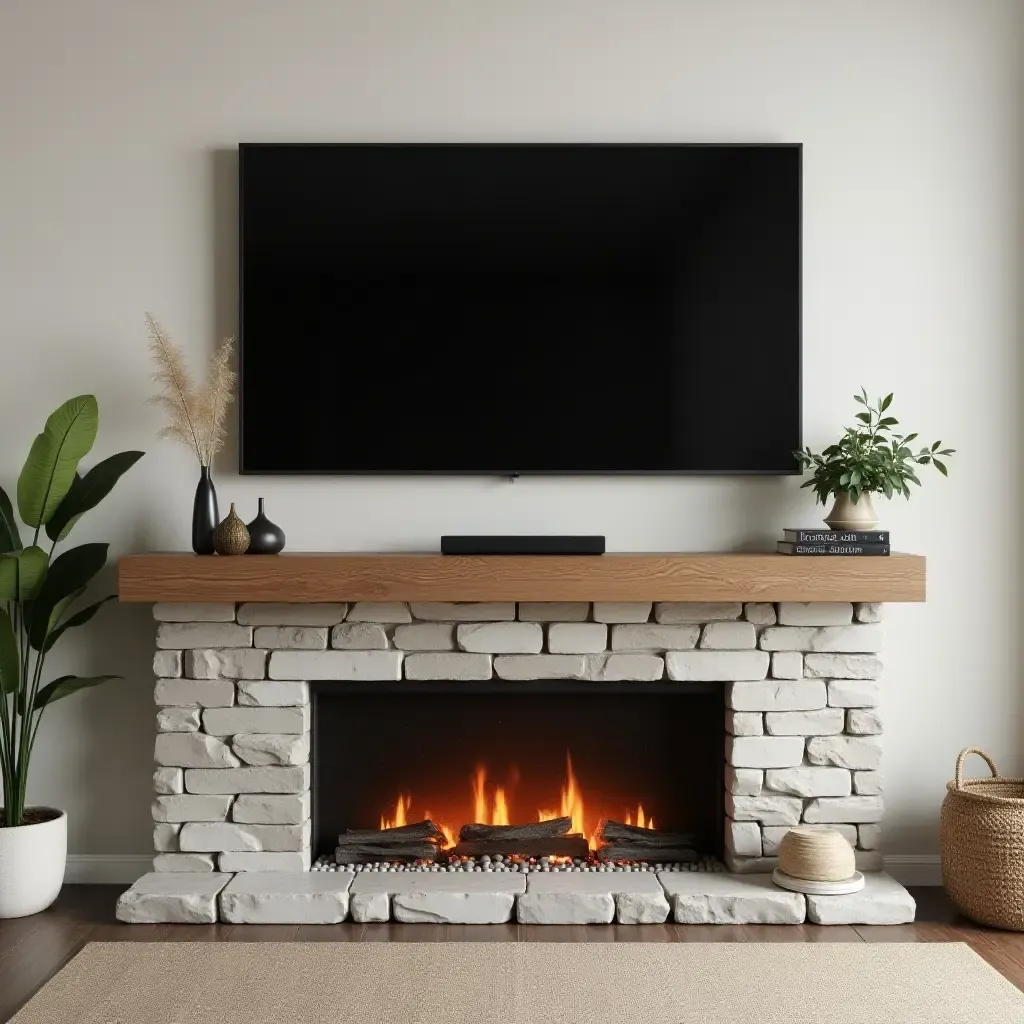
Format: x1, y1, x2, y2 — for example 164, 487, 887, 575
1, 0, 1021, 875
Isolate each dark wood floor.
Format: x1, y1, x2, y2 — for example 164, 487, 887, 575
1, 886, 1022, 1021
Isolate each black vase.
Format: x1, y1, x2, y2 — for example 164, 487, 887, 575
192, 466, 219, 555
246, 497, 286, 554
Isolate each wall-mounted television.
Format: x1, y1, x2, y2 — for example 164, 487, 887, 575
239, 143, 801, 474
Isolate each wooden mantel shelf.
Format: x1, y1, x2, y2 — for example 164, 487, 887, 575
118, 552, 926, 604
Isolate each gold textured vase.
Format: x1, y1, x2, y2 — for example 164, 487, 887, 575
212, 503, 250, 555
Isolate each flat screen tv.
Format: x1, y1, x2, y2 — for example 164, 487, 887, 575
239, 143, 801, 474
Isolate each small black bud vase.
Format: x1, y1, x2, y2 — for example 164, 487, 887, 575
246, 497, 286, 554
192, 465, 219, 555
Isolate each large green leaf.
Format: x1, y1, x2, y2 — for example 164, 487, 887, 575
46, 451, 144, 542
41, 594, 115, 653
27, 542, 108, 650
17, 395, 99, 528
0, 608, 19, 696
0, 545, 48, 601
0, 485, 20, 554
33, 674, 120, 710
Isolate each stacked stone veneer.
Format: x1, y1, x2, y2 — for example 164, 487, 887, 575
150, 598, 884, 879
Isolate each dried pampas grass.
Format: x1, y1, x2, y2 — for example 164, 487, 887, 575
146, 313, 236, 467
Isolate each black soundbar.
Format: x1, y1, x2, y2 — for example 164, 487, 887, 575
441, 535, 606, 556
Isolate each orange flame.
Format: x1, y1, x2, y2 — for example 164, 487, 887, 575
380, 793, 410, 831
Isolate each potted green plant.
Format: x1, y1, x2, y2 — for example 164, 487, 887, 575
0, 396, 142, 917
794, 390, 954, 530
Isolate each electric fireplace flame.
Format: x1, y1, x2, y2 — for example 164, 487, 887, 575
379, 752, 653, 851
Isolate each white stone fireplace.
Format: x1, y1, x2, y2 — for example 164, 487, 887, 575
117, 591, 914, 927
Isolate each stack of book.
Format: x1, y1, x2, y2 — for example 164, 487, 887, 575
777, 528, 890, 556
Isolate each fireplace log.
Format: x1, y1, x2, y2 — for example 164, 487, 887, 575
336, 820, 446, 846
458, 817, 573, 842
449, 836, 591, 860
334, 842, 439, 863
596, 844, 699, 863
596, 820, 696, 848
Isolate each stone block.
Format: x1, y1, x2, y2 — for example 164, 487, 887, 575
494, 655, 587, 680
153, 853, 215, 872
854, 603, 884, 623
185, 765, 310, 794
655, 602, 743, 623
725, 736, 804, 769
611, 624, 700, 652
855, 850, 885, 872
219, 851, 311, 872
350, 891, 390, 923
179, 820, 310, 853
803, 796, 884, 824
762, 824, 857, 855
725, 820, 762, 857
116, 872, 231, 924
232, 733, 310, 766
411, 602, 515, 621
661, 872, 805, 924
156, 623, 252, 649
393, 623, 454, 651
520, 872, 667, 925
827, 679, 880, 707
350, 872, 526, 925
765, 767, 852, 798
724, 854, 781, 874
232, 793, 310, 824
518, 602, 590, 622
154, 678, 235, 708
252, 626, 327, 650
268, 650, 402, 681
700, 621, 757, 650
725, 766, 763, 796
156, 707, 201, 732
805, 872, 914, 925
726, 680, 826, 711
725, 711, 763, 736
547, 622, 608, 654
592, 602, 652, 623
587, 654, 664, 681
153, 768, 183, 795
346, 602, 411, 623
771, 652, 803, 679
847, 708, 883, 734
858, 823, 883, 849
152, 794, 233, 823
237, 680, 309, 707
237, 603, 348, 626
518, 893, 613, 925
666, 651, 769, 682
457, 622, 542, 653
761, 625, 883, 653
154, 603, 236, 622
202, 706, 309, 736
220, 871, 355, 924
744, 603, 777, 625
185, 649, 268, 680
804, 654, 882, 679
154, 733, 240, 769
807, 736, 883, 770
854, 771, 884, 795
153, 651, 182, 677
404, 653, 492, 681
725, 793, 803, 825
777, 603, 853, 626
764, 709, 844, 736
331, 623, 390, 649
153, 823, 180, 852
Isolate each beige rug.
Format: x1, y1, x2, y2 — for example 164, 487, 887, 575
12, 941, 1024, 1023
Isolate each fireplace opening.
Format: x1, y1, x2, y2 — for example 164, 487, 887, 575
311, 681, 725, 868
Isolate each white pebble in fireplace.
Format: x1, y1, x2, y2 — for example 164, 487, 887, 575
116, 599, 914, 926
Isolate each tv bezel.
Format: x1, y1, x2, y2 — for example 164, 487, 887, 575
238, 141, 803, 477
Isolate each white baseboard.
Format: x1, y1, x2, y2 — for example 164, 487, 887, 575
63, 853, 945, 886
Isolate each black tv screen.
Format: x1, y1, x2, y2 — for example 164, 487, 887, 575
239, 143, 801, 474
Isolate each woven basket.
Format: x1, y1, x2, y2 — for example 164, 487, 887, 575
941, 747, 1024, 930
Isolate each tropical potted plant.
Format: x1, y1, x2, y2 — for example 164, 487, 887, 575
0, 395, 142, 917
794, 390, 955, 530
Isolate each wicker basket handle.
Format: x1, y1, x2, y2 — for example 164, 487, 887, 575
955, 747, 1001, 789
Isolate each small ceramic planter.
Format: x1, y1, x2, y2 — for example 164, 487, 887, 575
824, 492, 879, 531
0, 807, 67, 918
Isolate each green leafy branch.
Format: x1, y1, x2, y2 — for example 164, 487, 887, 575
794, 389, 955, 506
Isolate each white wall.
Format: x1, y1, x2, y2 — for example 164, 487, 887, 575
1, 0, 1021, 877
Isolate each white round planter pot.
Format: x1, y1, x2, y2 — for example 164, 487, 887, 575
0, 808, 67, 918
